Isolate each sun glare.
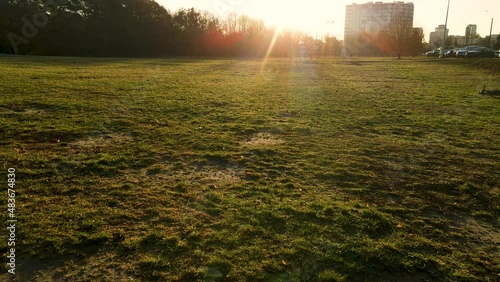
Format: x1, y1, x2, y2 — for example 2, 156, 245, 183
247, 3, 340, 38
253, 3, 306, 30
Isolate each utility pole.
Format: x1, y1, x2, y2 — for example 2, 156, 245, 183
440, 0, 451, 58
488, 18, 494, 48
465, 26, 470, 45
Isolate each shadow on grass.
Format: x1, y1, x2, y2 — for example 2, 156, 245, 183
480, 90, 500, 98
11, 255, 83, 282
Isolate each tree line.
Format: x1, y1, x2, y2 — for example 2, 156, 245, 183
0, 0, 433, 58
0, 0, 344, 57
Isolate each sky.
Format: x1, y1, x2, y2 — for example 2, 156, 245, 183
157, 0, 499, 41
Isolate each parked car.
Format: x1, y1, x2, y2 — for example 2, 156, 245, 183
455, 45, 481, 57
441, 46, 454, 55
444, 48, 459, 57
426, 46, 454, 57
426, 48, 440, 57
465, 47, 495, 58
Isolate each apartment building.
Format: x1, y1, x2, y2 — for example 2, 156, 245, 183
344, 1, 414, 41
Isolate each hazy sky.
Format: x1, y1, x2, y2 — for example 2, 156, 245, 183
157, 0, 499, 41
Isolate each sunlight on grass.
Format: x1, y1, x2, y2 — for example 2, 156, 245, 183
0, 56, 498, 281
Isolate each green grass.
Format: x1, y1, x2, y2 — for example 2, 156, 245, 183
0, 55, 499, 281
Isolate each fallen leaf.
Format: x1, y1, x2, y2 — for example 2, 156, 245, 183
397, 224, 403, 228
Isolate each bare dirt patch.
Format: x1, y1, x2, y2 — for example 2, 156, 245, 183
243, 133, 285, 147
461, 218, 500, 248
180, 167, 242, 186
141, 164, 243, 188
1, 105, 50, 114
70, 133, 133, 148
22, 108, 48, 114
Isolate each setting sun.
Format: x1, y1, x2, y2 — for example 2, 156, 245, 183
234, 1, 342, 37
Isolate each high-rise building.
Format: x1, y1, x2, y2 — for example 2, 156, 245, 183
465, 24, 477, 45
447, 35, 467, 47
429, 25, 449, 48
344, 1, 414, 41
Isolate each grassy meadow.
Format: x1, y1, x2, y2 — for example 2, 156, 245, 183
0, 55, 499, 281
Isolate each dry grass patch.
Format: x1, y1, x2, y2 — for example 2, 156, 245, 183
71, 133, 133, 148
141, 163, 243, 187
243, 133, 285, 147
181, 167, 243, 186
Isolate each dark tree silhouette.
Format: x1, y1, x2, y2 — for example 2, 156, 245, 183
407, 28, 425, 56
0, 0, 340, 58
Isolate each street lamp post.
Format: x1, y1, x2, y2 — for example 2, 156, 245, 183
440, 0, 451, 58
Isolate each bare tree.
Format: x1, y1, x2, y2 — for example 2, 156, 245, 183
380, 9, 413, 59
